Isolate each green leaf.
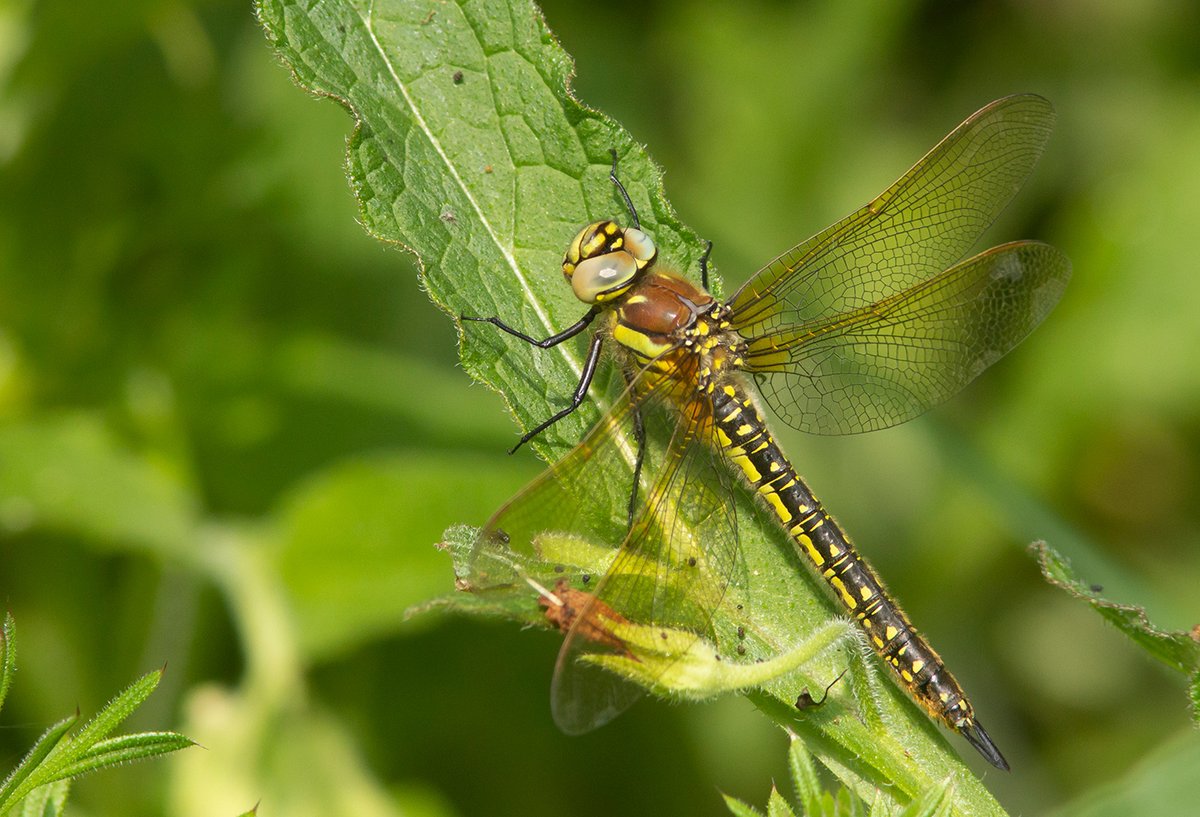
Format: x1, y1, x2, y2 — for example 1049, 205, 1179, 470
257, 1, 1010, 812
1033, 541, 1200, 723
274, 452, 536, 660
724, 793, 767, 817
896, 779, 953, 817
8, 779, 70, 817
0, 613, 14, 716
0, 716, 77, 811
0, 415, 197, 557
788, 736, 826, 817
1051, 729, 1200, 817
52, 732, 196, 781
768, 786, 800, 817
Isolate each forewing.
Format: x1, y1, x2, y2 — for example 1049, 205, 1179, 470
728, 95, 1055, 334
742, 241, 1071, 434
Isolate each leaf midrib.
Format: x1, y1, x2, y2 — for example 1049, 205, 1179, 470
357, 0, 584, 384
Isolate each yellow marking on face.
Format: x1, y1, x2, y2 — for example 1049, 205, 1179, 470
911, 660, 925, 674
885, 626, 898, 641
604, 222, 618, 235
763, 489, 790, 522
794, 533, 825, 566
859, 586, 872, 601
829, 576, 857, 608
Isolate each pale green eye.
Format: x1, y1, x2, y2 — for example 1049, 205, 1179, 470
622, 227, 657, 265
571, 250, 638, 303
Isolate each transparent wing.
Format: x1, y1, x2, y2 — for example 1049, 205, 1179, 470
726, 95, 1066, 434
729, 95, 1055, 331
466, 358, 742, 733
741, 241, 1070, 434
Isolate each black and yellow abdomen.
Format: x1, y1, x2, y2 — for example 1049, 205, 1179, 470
708, 381, 1005, 767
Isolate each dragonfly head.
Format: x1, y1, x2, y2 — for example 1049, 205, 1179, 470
562, 220, 657, 304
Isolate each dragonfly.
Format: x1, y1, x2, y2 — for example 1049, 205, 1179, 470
460, 94, 1070, 771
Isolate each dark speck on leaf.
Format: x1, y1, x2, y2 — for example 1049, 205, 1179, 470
453, 70, 464, 84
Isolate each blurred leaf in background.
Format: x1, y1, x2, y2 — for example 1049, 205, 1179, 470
1, 0, 1198, 815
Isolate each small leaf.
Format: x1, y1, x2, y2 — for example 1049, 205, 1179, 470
895, 778, 953, 817
57, 669, 164, 757
10, 778, 70, 817
723, 793, 767, 817
787, 736, 825, 817
0, 613, 14, 715
767, 786, 799, 817
0, 715, 78, 812
52, 732, 195, 781
1033, 541, 1200, 723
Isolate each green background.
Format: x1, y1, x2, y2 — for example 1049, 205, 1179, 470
2, 1, 1198, 815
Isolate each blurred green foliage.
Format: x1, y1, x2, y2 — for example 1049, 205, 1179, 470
1, 1, 1198, 815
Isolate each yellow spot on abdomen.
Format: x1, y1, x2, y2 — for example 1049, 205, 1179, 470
829, 576, 857, 608
793, 533, 824, 566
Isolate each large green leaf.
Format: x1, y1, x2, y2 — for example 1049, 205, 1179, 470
1033, 542, 1200, 725
257, 0, 1012, 813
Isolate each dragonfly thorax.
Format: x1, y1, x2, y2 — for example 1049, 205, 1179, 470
562, 220, 657, 304
611, 269, 737, 373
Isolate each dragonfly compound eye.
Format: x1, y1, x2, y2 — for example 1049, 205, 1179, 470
571, 250, 639, 304
621, 227, 657, 266
563, 220, 624, 277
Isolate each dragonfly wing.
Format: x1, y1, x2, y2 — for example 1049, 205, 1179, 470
551, 373, 742, 734
741, 241, 1071, 434
728, 94, 1056, 333
466, 361, 742, 733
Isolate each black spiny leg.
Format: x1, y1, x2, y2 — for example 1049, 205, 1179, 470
460, 306, 603, 452
609, 149, 641, 229
506, 333, 605, 454
699, 239, 713, 291
622, 366, 647, 532
460, 305, 599, 349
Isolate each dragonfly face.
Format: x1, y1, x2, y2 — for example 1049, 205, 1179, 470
464, 94, 1071, 771
562, 219, 658, 304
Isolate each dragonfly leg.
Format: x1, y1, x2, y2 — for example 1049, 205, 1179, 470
509, 333, 605, 454
699, 240, 713, 290
609, 149, 641, 229
622, 366, 647, 531
459, 305, 599, 348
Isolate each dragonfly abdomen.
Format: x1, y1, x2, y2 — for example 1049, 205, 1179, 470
709, 380, 1007, 768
